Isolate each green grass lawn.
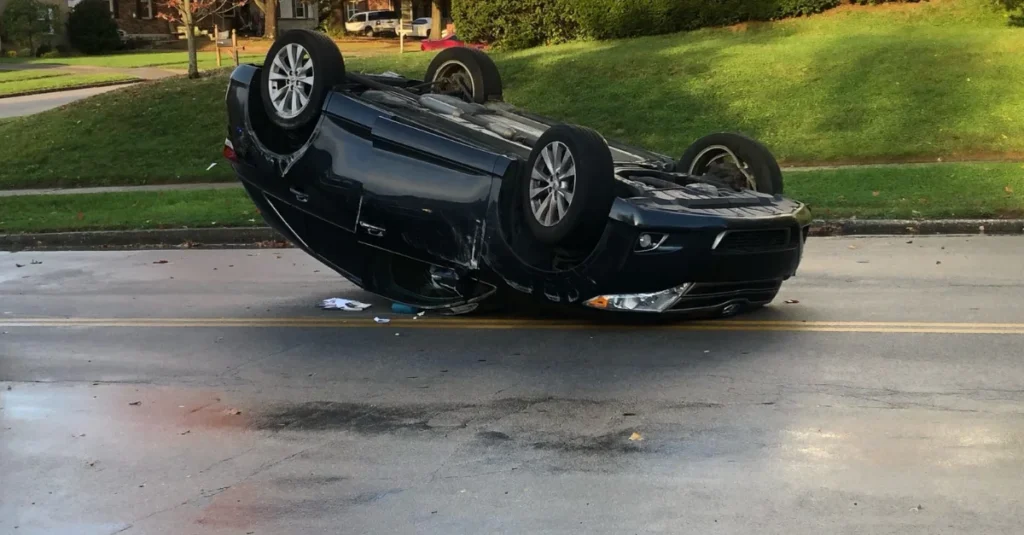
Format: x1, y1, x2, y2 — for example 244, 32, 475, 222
0, 0, 1022, 218
0, 50, 264, 70
0, 70, 137, 97
3, 162, 1023, 233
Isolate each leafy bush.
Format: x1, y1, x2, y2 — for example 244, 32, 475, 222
995, 0, 1024, 25
4, 50, 17, 58
66, 0, 121, 54
40, 49, 60, 58
454, 0, 919, 49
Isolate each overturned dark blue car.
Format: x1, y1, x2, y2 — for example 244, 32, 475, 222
224, 30, 811, 316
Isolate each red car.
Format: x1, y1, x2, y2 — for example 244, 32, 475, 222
420, 34, 486, 52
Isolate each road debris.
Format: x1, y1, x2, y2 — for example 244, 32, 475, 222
128, 401, 141, 406
30, 260, 41, 265
391, 303, 420, 314
15, 264, 24, 268
152, 260, 169, 264
785, 299, 800, 304
374, 317, 391, 324
629, 432, 644, 441
223, 409, 242, 416
320, 298, 371, 311
206, 162, 218, 171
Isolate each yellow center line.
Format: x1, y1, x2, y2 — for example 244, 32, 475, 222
2, 317, 1024, 334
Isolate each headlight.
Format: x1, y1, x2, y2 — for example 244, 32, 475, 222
584, 284, 694, 313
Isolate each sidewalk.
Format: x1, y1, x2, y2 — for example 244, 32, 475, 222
0, 63, 184, 80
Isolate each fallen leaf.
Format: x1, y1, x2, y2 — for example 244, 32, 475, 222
1006, 185, 1014, 194
872, 191, 880, 197
76, 212, 84, 220
785, 299, 800, 304
31, 260, 41, 265
936, 261, 942, 265
223, 409, 242, 416
848, 245, 857, 249
629, 432, 644, 441
128, 401, 141, 406
15, 264, 24, 268
180, 430, 191, 435
152, 260, 169, 264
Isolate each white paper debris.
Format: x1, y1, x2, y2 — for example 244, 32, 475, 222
319, 298, 372, 311
206, 162, 217, 171
374, 317, 391, 324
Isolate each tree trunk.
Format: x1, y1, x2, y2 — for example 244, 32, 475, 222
185, 25, 199, 78
263, 0, 278, 39
430, 0, 441, 40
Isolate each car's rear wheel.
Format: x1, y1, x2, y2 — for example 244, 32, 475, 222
424, 47, 502, 104
679, 132, 783, 194
260, 29, 346, 131
522, 124, 615, 247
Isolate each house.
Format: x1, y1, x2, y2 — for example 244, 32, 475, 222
92, 0, 317, 40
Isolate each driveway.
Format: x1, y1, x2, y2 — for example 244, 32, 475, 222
3, 236, 1024, 534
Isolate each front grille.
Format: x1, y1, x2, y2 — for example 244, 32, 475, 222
670, 280, 782, 312
715, 228, 794, 253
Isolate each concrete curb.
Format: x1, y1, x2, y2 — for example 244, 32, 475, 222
3, 220, 1024, 251
0, 227, 286, 251
809, 219, 1024, 237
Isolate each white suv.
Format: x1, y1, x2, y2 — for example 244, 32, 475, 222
345, 10, 400, 37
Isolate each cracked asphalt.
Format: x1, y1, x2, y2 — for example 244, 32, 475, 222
3, 235, 1024, 534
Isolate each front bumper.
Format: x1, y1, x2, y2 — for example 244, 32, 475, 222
584, 279, 782, 314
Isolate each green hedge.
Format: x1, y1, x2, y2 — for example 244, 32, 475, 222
453, 0, 918, 49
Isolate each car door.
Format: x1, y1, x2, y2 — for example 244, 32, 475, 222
356, 116, 498, 268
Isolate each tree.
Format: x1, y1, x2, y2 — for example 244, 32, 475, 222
66, 0, 121, 55
159, 0, 243, 78
1, 0, 50, 53
249, 0, 277, 38
430, 0, 441, 40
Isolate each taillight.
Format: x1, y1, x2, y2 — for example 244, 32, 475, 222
223, 138, 238, 162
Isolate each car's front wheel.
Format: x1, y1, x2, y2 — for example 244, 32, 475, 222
679, 132, 783, 194
522, 124, 615, 247
259, 29, 345, 131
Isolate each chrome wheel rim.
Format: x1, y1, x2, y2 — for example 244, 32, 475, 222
529, 141, 575, 227
688, 145, 757, 190
432, 60, 475, 101
268, 43, 314, 119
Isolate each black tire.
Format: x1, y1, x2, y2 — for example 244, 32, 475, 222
260, 29, 346, 131
522, 124, 615, 247
423, 46, 503, 104
678, 132, 783, 194
363, 26, 374, 37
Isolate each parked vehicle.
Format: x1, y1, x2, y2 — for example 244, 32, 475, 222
411, 17, 431, 38
224, 30, 811, 316
420, 34, 485, 51
344, 10, 399, 36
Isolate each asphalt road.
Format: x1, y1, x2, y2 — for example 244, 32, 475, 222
3, 236, 1024, 534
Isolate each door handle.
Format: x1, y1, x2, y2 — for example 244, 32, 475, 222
359, 222, 386, 237
289, 187, 309, 203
